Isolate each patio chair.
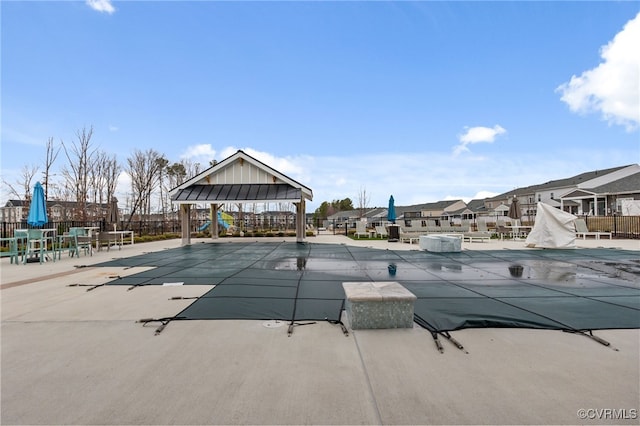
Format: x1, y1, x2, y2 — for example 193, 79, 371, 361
23, 229, 50, 264
575, 218, 612, 240
64, 227, 92, 257
97, 231, 119, 251
495, 225, 512, 241
0, 237, 20, 264
13, 230, 28, 264
354, 221, 369, 238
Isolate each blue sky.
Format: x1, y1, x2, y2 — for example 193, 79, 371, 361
2, 1, 639, 211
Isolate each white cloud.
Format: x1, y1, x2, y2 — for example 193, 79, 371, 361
108, 125, 118, 132
219, 146, 306, 180
180, 144, 217, 164
473, 190, 500, 200
86, 0, 116, 14
443, 190, 499, 203
453, 125, 507, 155
556, 12, 640, 131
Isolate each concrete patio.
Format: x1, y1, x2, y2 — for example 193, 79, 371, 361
1, 234, 639, 425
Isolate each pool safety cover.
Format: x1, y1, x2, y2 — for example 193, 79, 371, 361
96, 242, 640, 332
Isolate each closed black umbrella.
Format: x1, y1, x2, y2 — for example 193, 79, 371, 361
508, 196, 522, 222
107, 197, 119, 230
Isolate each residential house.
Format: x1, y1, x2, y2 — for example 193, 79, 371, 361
483, 164, 639, 219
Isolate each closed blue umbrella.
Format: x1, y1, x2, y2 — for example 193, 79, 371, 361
27, 182, 48, 227
388, 195, 396, 224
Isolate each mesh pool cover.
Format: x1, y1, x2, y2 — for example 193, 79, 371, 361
96, 242, 640, 332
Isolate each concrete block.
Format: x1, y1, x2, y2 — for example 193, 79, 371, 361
342, 282, 416, 329
419, 235, 461, 252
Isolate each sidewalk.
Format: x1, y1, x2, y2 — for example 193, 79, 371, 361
1, 235, 639, 425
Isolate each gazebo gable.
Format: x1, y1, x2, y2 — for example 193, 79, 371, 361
169, 150, 312, 201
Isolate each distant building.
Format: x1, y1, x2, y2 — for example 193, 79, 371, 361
0, 200, 109, 223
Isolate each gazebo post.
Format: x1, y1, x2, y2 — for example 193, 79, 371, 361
181, 204, 191, 246
296, 199, 305, 243
211, 203, 219, 240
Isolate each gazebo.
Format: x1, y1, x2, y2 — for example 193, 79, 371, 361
169, 150, 313, 245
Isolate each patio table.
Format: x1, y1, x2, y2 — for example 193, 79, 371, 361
108, 230, 135, 247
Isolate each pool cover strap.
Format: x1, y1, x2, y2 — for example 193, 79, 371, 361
137, 316, 186, 335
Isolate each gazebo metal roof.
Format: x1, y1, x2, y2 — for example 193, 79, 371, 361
172, 184, 302, 204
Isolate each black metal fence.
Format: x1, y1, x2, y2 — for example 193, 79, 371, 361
0, 217, 305, 241
314, 216, 640, 239
2, 215, 639, 244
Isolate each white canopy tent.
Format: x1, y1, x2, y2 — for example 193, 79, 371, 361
525, 202, 577, 249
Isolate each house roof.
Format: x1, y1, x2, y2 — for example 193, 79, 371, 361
588, 171, 640, 194
486, 164, 635, 201
466, 198, 490, 212
417, 200, 463, 211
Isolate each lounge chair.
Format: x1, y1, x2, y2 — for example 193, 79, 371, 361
463, 221, 491, 242
575, 218, 612, 240
354, 221, 369, 238
375, 225, 388, 238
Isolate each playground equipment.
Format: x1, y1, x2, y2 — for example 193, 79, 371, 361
198, 211, 234, 232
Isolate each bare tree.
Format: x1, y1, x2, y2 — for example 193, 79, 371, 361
165, 162, 187, 216
42, 137, 60, 200
1, 164, 39, 203
357, 186, 370, 218
181, 158, 202, 179
126, 148, 163, 225
104, 154, 121, 206
155, 156, 169, 218
89, 150, 106, 205
21, 164, 40, 201
61, 126, 98, 220
86, 150, 120, 208
2, 180, 22, 201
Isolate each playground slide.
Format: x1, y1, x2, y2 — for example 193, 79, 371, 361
198, 212, 233, 231
198, 220, 212, 231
